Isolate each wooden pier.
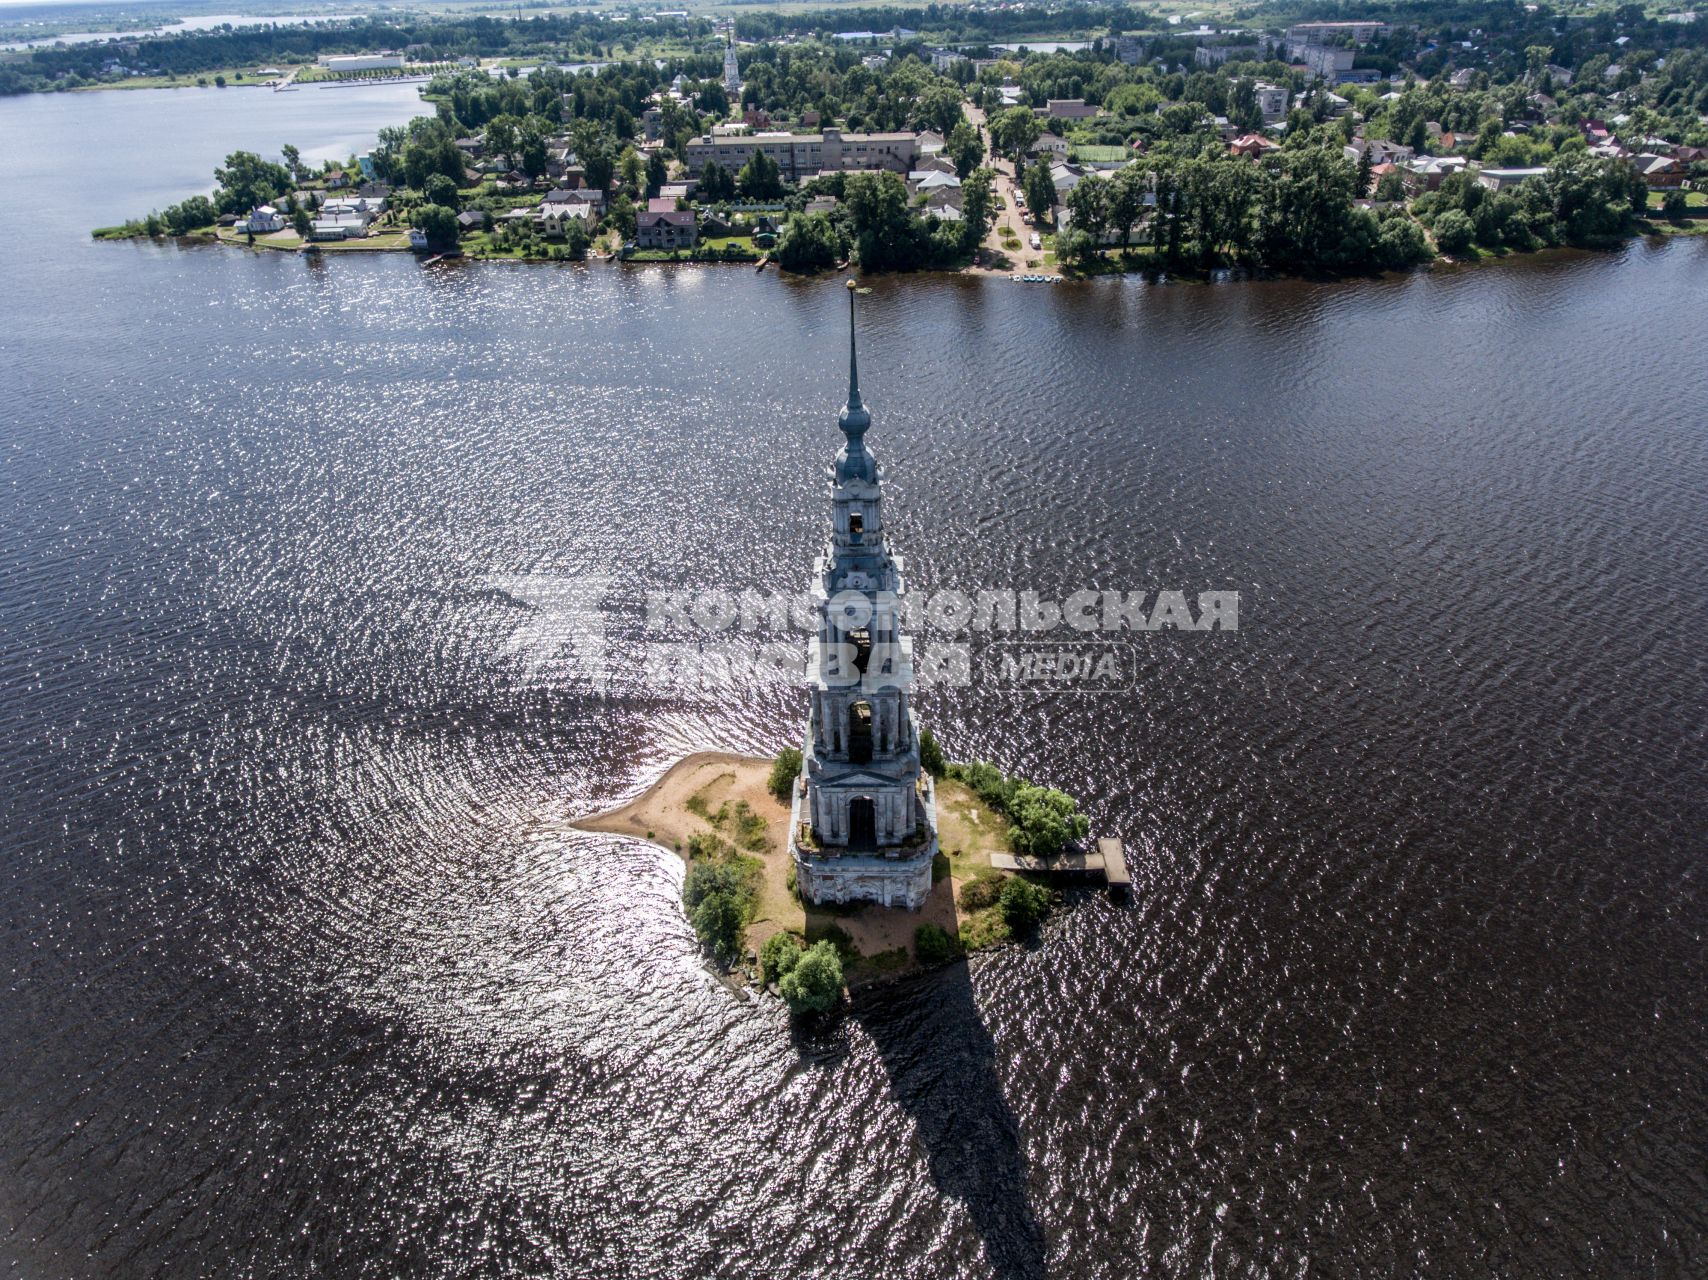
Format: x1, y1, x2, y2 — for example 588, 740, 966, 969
990, 837, 1129, 900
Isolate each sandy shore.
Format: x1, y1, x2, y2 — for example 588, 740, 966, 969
573, 752, 1009, 978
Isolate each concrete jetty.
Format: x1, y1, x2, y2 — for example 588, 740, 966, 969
989, 836, 1129, 900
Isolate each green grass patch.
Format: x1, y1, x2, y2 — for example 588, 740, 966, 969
805, 920, 861, 962
957, 906, 1011, 952
855, 946, 911, 975
1648, 189, 1706, 210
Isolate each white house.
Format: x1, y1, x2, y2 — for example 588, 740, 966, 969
242, 205, 284, 233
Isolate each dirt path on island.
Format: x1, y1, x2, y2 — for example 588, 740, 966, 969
569, 752, 980, 974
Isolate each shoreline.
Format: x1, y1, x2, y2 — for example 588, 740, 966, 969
96, 216, 1708, 276
569, 751, 1027, 985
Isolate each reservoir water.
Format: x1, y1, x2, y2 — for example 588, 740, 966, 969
2, 85, 1705, 1279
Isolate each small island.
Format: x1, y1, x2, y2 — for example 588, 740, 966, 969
573, 746, 1084, 1003
575, 286, 1094, 1013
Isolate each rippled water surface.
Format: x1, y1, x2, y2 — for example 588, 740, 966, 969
2, 88, 1706, 1280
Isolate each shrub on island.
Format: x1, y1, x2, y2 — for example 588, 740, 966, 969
945, 760, 1088, 856
998, 878, 1053, 937
760, 931, 804, 985
914, 922, 961, 965
681, 847, 762, 967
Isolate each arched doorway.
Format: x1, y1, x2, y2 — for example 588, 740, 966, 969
848, 796, 876, 850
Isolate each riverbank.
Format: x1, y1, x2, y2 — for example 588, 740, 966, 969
572, 752, 1033, 985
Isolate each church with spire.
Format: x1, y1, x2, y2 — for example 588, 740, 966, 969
722, 30, 741, 96
788, 283, 939, 912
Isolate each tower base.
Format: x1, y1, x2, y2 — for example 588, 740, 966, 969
788, 777, 939, 912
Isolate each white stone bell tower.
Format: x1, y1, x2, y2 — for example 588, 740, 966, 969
788, 282, 938, 911
722, 31, 741, 96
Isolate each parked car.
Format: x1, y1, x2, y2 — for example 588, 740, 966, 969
1029, 232, 1041, 250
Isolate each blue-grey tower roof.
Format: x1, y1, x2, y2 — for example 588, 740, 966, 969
836, 279, 877, 485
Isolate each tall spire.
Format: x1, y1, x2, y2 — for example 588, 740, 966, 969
839, 279, 870, 441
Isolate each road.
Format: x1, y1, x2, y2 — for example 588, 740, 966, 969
965, 102, 1057, 276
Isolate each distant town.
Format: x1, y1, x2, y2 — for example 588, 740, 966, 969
77, 1, 1708, 277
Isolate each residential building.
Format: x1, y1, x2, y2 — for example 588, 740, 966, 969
907, 170, 963, 209
1045, 98, 1098, 120
1284, 21, 1389, 49
1634, 154, 1686, 187
684, 128, 920, 182
537, 189, 601, 237
308, 213, 370, 240
1302, 44, 1355, 79
1253, 82, 1288, 124
1195, 44, 1258, 67
1475, 166, 1549, 191
1228, 134, 1280, 159
1109, 35, 1144, 65
243, 205, 284, 233
1049, 162, 1085, 199
1402, 155, 1471, 193
634, 209, 698, 250
1346, 137, 1415, 165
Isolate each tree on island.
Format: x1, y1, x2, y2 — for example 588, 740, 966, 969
691, 891, 745, 965
412, 203, 460, 251
917, 727, 945, 779
767, 746, 803, 801
280, 143, 306, 183
1006, 784, 1089, 857
778, 940, 843, 1015
291, 207, 312, 240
